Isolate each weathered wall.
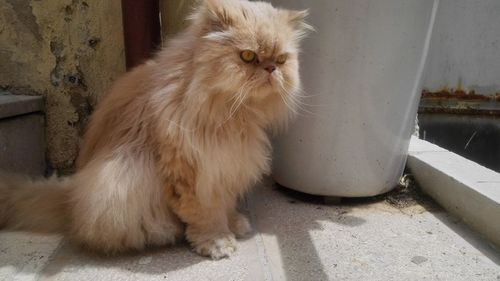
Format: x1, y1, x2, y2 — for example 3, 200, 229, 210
0, 0, 126, 172
422, 0, 500, 96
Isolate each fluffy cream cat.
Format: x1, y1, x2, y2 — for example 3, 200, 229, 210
0, 0, 309, 259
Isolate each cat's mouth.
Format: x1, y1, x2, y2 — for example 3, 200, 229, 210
266, 73, 279, 87
254, 74, 277, 93
266, 76, 273, 85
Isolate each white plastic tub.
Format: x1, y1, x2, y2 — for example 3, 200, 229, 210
271, 0, 439, 196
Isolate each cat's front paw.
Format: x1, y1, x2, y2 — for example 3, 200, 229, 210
193, 234, 237, 259
230, 213, 252, 238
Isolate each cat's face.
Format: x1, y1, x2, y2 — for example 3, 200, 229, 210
193, 0, 309, 104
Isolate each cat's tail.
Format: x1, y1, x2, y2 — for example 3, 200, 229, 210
0, 173, 71, 233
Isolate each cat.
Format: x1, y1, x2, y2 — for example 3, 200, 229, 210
0, 0, 309, 259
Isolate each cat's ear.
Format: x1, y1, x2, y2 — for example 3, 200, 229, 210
286, 9, 314, 40
203, 0, 237, 31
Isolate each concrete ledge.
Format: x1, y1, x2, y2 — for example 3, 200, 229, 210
407, 136, 500, 249
2, 177, 499, 280
0, 92, 44, 119
0, 92, 45, 176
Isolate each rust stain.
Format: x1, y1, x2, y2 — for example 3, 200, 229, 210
418, 107, 500, 117
419, 88, 500, 117
421, 89, 500, 101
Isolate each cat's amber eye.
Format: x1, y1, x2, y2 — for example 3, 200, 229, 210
276, 54, 288, 64
240, 50, 257, 63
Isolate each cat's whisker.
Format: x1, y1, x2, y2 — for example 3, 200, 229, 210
278, 81, 331, 114
288, 96, 320, 116
231, 82, 250, 112
277, 78, 320, 117
227, 87, 245, 117
276, 82, 299, 115
288, 94, 325, 108
218, 80, 253, 128
278, 85, 299, 112
280, 80, 326, 103
231, 85, 248, 113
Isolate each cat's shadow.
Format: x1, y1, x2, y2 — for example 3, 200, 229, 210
39, 239, 207, 278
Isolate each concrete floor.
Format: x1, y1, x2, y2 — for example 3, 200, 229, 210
1, 178, 499, 281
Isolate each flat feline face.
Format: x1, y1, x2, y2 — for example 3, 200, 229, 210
193, 0, 309, 104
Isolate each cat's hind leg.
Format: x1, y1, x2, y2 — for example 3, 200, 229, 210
69, 152, 183, 255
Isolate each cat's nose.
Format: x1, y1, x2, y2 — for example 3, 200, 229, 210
264, 65, 276, 73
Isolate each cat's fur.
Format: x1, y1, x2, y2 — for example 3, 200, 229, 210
0, 0, 308, 259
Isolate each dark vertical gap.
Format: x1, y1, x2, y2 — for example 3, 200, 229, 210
121, 0, 161, 69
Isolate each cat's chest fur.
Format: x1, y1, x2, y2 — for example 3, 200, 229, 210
195, 122, 272, 196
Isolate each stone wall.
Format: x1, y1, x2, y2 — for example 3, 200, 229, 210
0, 0, 126, 172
